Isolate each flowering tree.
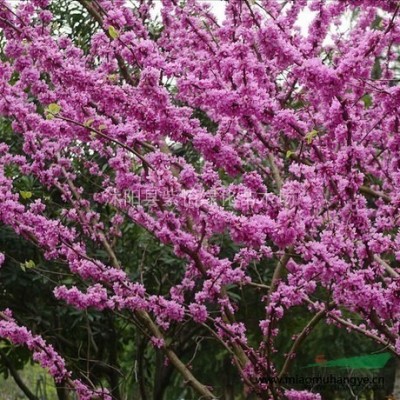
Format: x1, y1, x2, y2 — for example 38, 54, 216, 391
0, 0, 400, 398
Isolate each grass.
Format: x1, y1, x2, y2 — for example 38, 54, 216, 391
0, 363, 58, 400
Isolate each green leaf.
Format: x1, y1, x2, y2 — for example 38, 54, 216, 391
19, 190, 32, 200
108, 26, 119, 39
305, 129, 318, 144
98, 124, 107, 131
371, 15, 383, 30
372, 58, 382, 80
20, 259, 36, 271
84, 118, 94, 127
4, 164, 19, 178
286, 150, 294, 159
107, 74, 118, 82
290, 100, 305, 110
45, 103, 61, 119
47, 103, 61, 114
362, 94, 373, 108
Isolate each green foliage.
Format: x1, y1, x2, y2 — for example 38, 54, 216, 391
49, 1, 99, 53
45, 103, 61, 119
0, 361, 58, 399
372, 58, 382, 80
148, 21, 164, 41
362, 94, 373, 108
108, 26, 119, 40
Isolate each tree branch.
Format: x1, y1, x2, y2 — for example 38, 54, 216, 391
278, 307, 328, 379
268, 249, 292, 301
329, 314, 398, 355
135, 310, 216, 399
374, 255, 399, 278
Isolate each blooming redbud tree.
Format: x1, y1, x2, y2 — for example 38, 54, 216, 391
0, 0, 400, 398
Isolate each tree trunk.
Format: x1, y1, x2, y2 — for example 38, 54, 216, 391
393, 358, 400, 399
153, 349, 174, 400
108, 315, 121, 400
